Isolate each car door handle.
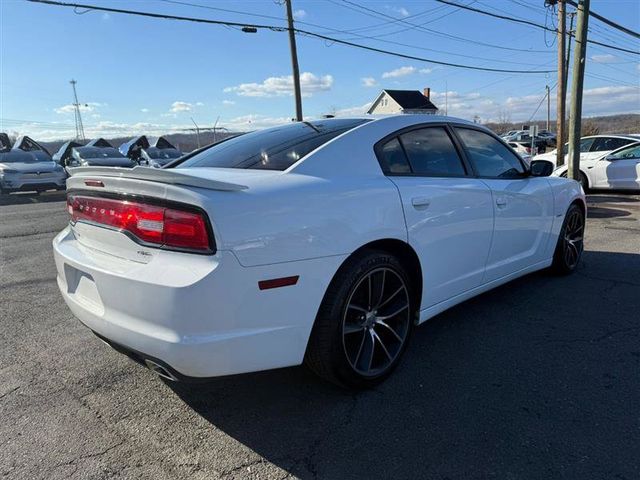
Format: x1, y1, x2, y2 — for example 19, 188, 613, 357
411, 197, 431, 209
496, 196, 507, 207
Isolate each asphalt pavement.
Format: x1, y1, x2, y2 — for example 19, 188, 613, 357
1, 190, 639, 479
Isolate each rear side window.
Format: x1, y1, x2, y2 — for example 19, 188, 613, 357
455, 127, 525, 179
379, 137, 411, 174
176, 118, 369, 171
399, 127, 466, 176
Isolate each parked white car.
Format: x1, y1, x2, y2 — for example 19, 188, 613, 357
553, 141, 640, 190
534, 134, 640, 170
53, 115, 585, 388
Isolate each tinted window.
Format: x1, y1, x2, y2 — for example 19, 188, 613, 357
379, 137, 411, 174
176, 119, 369, 171
455, 127, 525, 178
399, 127, 465, 176
609, 143, 640, 160
592, 137, 634, 152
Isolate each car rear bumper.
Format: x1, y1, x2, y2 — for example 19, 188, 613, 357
53, 226, 344, 378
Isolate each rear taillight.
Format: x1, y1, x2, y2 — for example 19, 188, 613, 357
67, 194, 212, 253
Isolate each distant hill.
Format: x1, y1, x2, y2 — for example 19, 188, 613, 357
484, 113, 640, 136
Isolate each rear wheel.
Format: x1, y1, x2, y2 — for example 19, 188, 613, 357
305, 250, 414, 389
551, 204, 585, 275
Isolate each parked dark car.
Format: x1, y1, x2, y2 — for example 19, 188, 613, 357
120, 135, 182, 168
70, 138, 136, 168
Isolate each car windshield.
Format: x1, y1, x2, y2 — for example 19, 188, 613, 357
609, 143, 640, 160
176, 118, 370, 171
145, 148, 182, 160
76, 147, 124, 159
1, 152, 38, 163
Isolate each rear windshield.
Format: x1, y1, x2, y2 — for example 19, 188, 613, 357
176, 118, 369, 171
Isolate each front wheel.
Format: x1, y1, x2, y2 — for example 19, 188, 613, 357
305, 250, 415, 389
551, 204, 585, 275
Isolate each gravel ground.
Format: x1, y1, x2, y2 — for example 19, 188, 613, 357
1, 190, 639, 480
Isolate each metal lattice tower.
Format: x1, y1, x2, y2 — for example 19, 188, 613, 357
69, 79, 86, 141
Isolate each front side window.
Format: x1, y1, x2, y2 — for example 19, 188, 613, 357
455, 127, 525, 179
398, 127, 465, 176
176, 119, 368, 171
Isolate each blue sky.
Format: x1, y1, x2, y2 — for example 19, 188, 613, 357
1, 0, 638, 140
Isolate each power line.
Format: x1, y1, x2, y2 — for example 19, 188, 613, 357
434, 0, 639, 56
329, 0, 552, 54
163, 0, 551, 66
528, 82, 557, 122
565, 0, 639, 39
25, 0, 556, 73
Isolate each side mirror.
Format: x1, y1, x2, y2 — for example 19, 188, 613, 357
530, 160, 554, 177
604, 154, 617, 161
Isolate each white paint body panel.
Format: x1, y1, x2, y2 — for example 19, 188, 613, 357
53, 115, 586, 378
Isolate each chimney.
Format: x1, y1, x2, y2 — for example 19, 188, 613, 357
423, 87, 430, 99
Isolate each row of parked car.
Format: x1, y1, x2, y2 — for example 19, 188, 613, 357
0, 134, 183, 194
534, 134, 640, 191
501, 129, 557, 157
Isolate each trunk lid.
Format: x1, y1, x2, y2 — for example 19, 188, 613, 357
64, 167, 278, 262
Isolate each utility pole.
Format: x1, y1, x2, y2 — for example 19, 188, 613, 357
567, 0, 590, 182
213, 115, 220, 144
191, 117, 201, 149
555, 0, 566, 167
565, 11, 576, 109
445, 80, 448, 116
70, 79, 86, 141
546, 84, 551, 131
284, 0, 303, 121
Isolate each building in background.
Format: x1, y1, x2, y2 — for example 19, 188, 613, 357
367, 88, 438, 115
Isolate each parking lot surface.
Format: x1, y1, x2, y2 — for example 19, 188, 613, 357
1, 191, 639, 479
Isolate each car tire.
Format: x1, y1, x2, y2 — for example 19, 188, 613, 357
304, 249, 415, 389
551, 203, 585, 275
561, 171, 590, 192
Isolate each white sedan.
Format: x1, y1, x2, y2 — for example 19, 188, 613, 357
53, 115, 585, 388
553, 142, 640, 190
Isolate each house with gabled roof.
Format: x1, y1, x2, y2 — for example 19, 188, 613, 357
367, 88, 438, 115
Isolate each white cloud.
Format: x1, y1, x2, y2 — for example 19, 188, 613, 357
293, 9, 307, 19
224, 72, 333, 98
419, 68, 433, 74
590, 54, 617, 63
426, 84, 640, 122
141, 108, 149, 113
222, 100, 236, 106
54, 102, 103, 114
361, 77, 378, 87
170, 101, 193, 113
382, 66, 416, 78
386, 5, 409, 17
332, 102, 373, 117
196, 101, 205, 106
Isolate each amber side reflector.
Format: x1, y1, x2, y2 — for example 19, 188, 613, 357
258, 275, 299, 290
84, 180, 105, 187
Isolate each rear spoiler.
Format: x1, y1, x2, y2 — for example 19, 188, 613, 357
68, 166, 248, 192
